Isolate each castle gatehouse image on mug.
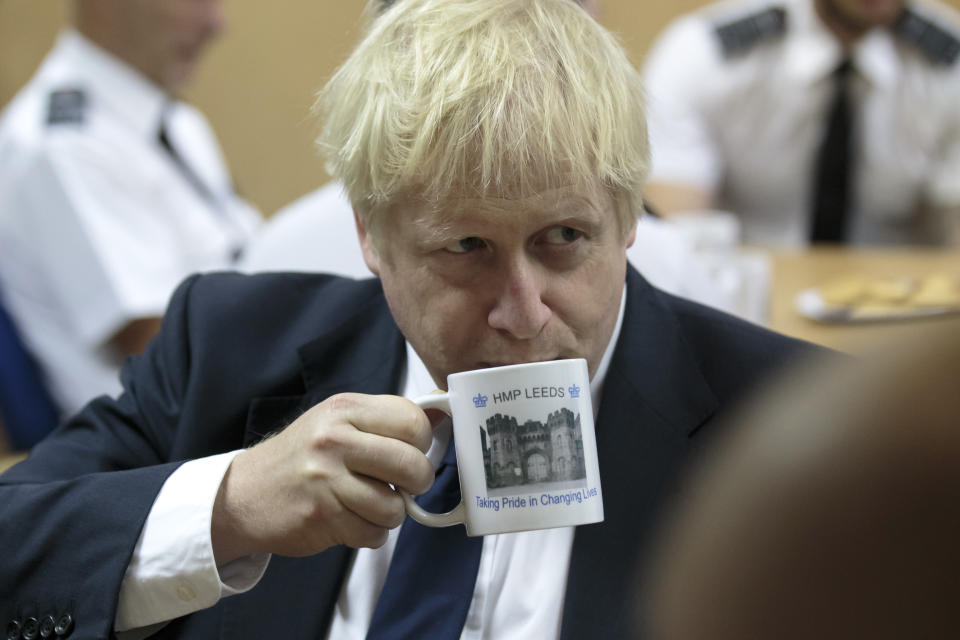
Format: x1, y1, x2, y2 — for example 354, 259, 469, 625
480, 407, 587, 492
401, 359, 603, 535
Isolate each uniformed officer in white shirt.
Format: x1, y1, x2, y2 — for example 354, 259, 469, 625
642, 0, 960, 247
0, 0, 261, 417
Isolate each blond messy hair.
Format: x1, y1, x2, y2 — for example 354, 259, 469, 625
315, 0, 649, 235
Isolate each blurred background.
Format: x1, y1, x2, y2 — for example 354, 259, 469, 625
12, 0, 938, 216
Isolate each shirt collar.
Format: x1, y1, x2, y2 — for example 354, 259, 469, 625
399, 285, 628, 467
854, 26, 900, 89
783, 0, 846, 84
53, 29, 169, 140
783, 0, 900, 89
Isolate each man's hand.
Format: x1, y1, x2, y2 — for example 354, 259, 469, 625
211, 393, 435, 565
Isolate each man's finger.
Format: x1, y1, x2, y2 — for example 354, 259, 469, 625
322, 392, 433, 451
343, 431, 435, 495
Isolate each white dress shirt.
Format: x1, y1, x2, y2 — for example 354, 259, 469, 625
240, 182, 374, 279
0, 30, 261, 415
115, 287, 627, 639
643, 0, 960, 247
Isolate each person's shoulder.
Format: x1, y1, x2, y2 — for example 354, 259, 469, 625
173, 271, 389, 341
705, 0, 790, 59
177, 272, 398, 373
182, 270, 383, 315
273, 182, 350, 220
645, 0, 791, 88
0, 73, 68, 152
627, 268, 833, 371
2, 40, 96, 143
241, 182, 371, 277
657, 286, 834, 374
654, 0, 790, 60
893, 1, 960, 67
0, 83, 98, 207
623, 272, 836, 424
0, 79, 108, 166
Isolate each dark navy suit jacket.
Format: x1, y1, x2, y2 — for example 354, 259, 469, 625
0, 267, 820, 639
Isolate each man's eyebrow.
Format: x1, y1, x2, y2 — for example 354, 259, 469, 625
554, 197, 605, 219
411, 213, 460, 244
411, 194, 607, 243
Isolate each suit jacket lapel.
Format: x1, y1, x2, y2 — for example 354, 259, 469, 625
562, 268, 718, 639
226, 288, 406, 638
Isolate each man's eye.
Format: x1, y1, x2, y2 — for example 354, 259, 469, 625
543, 226, 583, 245
445, 237, 487, 253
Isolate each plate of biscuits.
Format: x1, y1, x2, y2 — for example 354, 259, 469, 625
795, 273, 960, 323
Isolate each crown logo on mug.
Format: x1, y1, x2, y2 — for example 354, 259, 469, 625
568, 384, 581, 398
473, 393, 489, 408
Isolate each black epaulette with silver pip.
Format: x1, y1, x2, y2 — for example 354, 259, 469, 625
895, 8, 960, 65
47, 89, 87, 126
714, 6, 787, 57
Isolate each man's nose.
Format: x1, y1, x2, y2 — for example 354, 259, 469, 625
487, 260, 551, 340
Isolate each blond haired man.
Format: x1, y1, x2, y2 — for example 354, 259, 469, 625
1, 1, 819, 638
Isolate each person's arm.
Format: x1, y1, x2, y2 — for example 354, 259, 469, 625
0, 274, 436, 637
20, 143, 210, 365
114, 451, 270, 632
641, 15, 722, 216
109, 316, 164, 358
113, 390, 439, 633
0, 276, 220, 637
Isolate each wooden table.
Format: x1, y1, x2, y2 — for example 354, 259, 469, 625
765, 246, 960, 354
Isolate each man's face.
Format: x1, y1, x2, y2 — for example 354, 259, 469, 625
358, 186, 634, 388
118, 0, 226, 92
817, 0, 905, 33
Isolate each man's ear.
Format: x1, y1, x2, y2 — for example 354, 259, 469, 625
625, 219, 637, 249
355, 210, 381, 276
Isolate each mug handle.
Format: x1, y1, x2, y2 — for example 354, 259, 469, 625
400, 393, 466, 528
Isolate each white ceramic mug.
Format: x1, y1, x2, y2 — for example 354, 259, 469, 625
403, 358, 604, 536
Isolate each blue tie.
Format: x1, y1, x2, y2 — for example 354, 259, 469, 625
365, 434, 483, 639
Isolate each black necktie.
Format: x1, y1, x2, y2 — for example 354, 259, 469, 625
810, 58, 855, 244
365, 433, 483, 640
157, 106, 246, 260
157, 113, 218, 207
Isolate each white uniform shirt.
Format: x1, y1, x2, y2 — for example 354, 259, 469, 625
643, 0, 960, 247
0, 30, 261, 416
240, 182, 374, 278
115, 290, 627, 639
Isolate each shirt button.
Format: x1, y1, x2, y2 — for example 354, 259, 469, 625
176, 582, 197, 602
